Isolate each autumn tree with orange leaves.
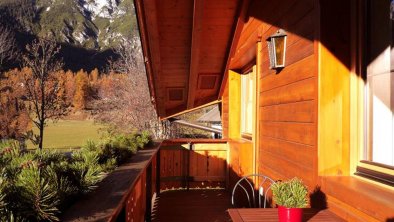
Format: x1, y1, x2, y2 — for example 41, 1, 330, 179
0, 68, 31, 140
73, 69, 89, 110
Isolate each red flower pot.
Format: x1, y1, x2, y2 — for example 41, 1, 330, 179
278, 206, 303, 222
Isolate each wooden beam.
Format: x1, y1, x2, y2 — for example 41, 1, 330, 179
135, 0, 166, 117
218, 0, 251, 97
134, 0, 158, 114
187, 0, 205, 109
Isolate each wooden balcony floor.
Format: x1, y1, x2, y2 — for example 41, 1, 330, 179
152, 189, 232, 222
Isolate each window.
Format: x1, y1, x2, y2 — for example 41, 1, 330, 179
364, 0, 394, 167
240, 67, 256, 137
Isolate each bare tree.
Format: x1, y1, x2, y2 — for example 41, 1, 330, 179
96, 37, 171, 139
0, 26, 17, 70
21, 38, 67, 149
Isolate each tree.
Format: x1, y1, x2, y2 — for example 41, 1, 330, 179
56, 70, 67, 106
0, 69, 31, 140
0, 26, 18, 71
65, 70, 76, 106
97, 37, 170, 138
90, 68, 99, 84
73, 69, 89, 110
21, 38, 67, 149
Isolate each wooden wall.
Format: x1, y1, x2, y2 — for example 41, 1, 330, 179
219, 0, 394, 220
240, 0, 318, 189
222, 0, 318, 191
228, 140, 254, 190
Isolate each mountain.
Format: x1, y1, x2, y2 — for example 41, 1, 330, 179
0, 0, 138, 71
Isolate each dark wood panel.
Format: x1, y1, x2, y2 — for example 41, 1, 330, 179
159, 17, 193, 26
204, 0, 238, 9
152, 190, 232, 222
159, 31, 191, 42
260, 77, 316, 107
235, 17, 262, 51
285, 34, 314, 66
260, 55, 315, 89
159, 46, 191, 54
202, 8, 238, 18
161, 56, 189, 64
202, 17, 235, 26
157, 0, 193, 19
260, 121, 316, 146
160, 62, 189, 69
230, 0, 314, 70
158, 25, 193, 33
260, 100, 315, 123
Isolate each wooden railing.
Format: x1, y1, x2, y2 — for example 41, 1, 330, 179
159, 139, 228, 190
110, 147, 159, 222
61, 144, 160, 222
61, 139, 229, 222
112, 139, 228, 222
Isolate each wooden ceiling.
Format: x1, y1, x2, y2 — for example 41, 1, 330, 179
135, 0, 241, 118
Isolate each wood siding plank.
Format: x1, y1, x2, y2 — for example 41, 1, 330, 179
260, 100, 315, 123
260, 77, 316, 107
260, 122, 316, 146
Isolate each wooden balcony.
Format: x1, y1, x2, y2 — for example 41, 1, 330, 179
61, 139, 355, 222
61, 139, 233, 222
152, 189, 231, 222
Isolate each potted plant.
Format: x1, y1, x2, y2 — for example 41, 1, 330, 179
271, 177, 308, 222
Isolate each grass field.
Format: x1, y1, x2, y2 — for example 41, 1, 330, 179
26, 120, 106, 150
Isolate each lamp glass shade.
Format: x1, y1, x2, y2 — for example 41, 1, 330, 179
267, 40, 275, 69
273, 36, 285, 67
266, 29, 287, 70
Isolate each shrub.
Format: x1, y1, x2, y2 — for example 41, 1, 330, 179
13, 162, 60, 221
271, 177, 308, 208
92, 131, 152, 166
70, 150, 103, 194
0, 132, 152, 221
135, 131, 152, 149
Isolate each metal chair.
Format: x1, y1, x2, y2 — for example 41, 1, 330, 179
231, 174, 275, 208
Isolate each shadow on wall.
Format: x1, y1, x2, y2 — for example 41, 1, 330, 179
247, 0, 352, 69
309, 186, 328, 210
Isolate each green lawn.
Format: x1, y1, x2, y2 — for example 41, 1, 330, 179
27, 120, 106, 150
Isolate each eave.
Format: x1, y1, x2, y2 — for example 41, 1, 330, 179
134, 0, 243, 119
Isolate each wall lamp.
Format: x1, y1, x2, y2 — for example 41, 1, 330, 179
266, 29, 287, 70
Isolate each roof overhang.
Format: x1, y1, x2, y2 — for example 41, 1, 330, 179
134, 0, 248, 119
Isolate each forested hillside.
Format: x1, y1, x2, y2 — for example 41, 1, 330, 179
0, 0, 138, 71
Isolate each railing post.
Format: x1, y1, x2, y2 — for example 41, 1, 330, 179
156, 149, 160, 196
145, 162, 152, 222
187, 142, 192, 191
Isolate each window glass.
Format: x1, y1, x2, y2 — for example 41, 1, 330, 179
365, 0, 394, 166
241, 69, 255, 136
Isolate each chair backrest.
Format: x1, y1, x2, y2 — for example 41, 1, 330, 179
231, 174, 275, 208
